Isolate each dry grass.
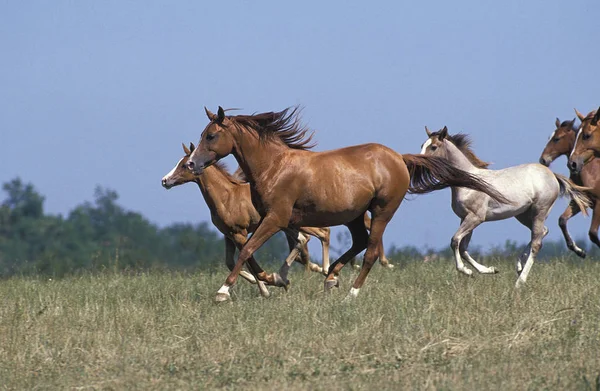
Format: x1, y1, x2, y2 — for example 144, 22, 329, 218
1, 258, 600, 390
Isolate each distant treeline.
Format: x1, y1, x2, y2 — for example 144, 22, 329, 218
0, 178, 594, 278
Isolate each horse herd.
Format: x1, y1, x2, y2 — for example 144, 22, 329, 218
161, 105, 600, 302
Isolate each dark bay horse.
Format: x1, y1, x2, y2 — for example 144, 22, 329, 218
185, 106, 510, 302
161, 143, 331, 296
421, 126, 591, 287
539, 116, 600, 257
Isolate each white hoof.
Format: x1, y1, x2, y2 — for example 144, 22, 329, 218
215, 292, 231, 303
459, 267, 473, 276
515, 278, 526, 289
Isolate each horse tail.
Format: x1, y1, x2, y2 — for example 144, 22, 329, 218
554, 173, 593, 217
401, 154, 511, 204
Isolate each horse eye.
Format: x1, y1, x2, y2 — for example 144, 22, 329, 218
552, 137, 560, 143
206, 133, 216, 141
583, 133, 591, 141
430, 145, 438, 151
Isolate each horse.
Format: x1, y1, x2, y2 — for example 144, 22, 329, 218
420, 126, 591, 288
161, 142, 331, 297
185, 106, 510, 302
568, 107, 600, 175
539, 116, 600, 257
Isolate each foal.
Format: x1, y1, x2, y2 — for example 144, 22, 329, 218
186, 106, 509, 302
539, 116, 600, 257
421, 126, 591, 287
162, 143, 329, 296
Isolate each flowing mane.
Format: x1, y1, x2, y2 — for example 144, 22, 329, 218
212, 161, 246, 185
228, 107, 316, 150
431, 130, 490, 169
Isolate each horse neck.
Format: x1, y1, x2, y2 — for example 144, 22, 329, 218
230, 126, 289, 186
194, 166, 236, 211
442, 140, 480, 174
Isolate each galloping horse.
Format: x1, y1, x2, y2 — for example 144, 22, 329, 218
539, 116, 600, 257
186, 106, 509, 302
421, 126, 591, 288
161, 142, 330, 297
568, 107, 600, 174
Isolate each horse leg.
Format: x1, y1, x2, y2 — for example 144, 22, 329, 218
324, 216, 369, 292
319, 228, 331, 276
285, 231, 314, 273
451, 215, 483, 276
515, 211, 548, 275
459, 232, 498, 274
216, 215, 287, 302
515, 212, 548, 288
362, 212, 392, 269
231, 233, 270, 298
277, 231, 310, 286
587, 201, 600, 249
558, 201, 586, 258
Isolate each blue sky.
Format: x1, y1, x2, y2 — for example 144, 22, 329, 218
1, 1, 599, 256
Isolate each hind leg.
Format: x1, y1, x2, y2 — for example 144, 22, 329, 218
276, 231, 310, 287
558, 201, 586, 258
515, 210, 550, 288
451, 215, 484, 276
363, 212, 393, 269
324, 217, 369, 292
459, 232, 498, 274
515, 212, 549, 275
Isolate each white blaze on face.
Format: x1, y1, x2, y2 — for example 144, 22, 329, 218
163, 158, 184, 182
570, 128, 583, 158
420, 138, 432, 154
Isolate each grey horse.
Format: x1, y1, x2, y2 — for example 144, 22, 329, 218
420, 126, 591, 288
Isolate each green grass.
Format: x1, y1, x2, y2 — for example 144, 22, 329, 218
1, 258, 600, 390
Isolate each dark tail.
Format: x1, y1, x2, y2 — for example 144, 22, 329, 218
402, 154, 511, 204
554, 173, 592, 217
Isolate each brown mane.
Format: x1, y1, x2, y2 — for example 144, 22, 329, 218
560, 119, 577, 131
212, 161, 247, 185
228, 107, 316, 150
431, 131, 490, 169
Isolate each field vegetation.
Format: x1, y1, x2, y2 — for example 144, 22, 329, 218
1, 257, 599, 390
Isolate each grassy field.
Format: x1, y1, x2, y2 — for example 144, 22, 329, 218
1, 258, 600, 390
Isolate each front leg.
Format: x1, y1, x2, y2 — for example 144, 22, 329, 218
216, 214, 287, 302
459, 232, 498, 274
451, 215, 483, 276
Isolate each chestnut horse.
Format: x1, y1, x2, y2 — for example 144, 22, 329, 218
539, 116, 600, 257
421, 126, 591, 288
568, 107, 600, 174
186, 106, 510, 302
162, 143, 331, 296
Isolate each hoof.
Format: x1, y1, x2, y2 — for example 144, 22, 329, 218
352, 264, 361, 271
272, 273, 291, 291
576, 249, 586, 259
382, 263, 394, 269
324, 278, 339, 292
515, 279, 525, 289
215, 292, 231, 303
490, 267, 499, 274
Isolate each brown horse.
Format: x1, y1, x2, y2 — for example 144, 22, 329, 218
539, 116, 600, 257
186, 106, 509, 302
161, 143, 330, 296
569, 107, 600, 174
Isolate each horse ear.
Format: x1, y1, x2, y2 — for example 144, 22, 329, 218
182, 142, 190, 155
205, 107, 216, 121
189, 142, 195, 153
425, 126, 432, 137
571, 118, 577, 130
575, 108, 585, 121
593, 107, 600, 125
555, 118, 561, 128
217, 106, 226, 123
438, 126, 448, 140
